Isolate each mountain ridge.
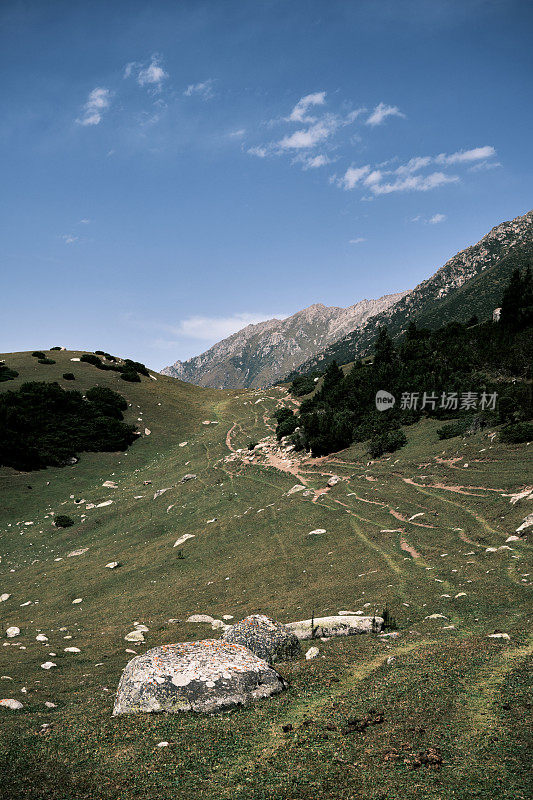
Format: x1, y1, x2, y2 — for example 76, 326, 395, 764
162, 292, 407, 388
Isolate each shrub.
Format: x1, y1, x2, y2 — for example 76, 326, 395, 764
62, 373, 75, 381
80, 353, 104, 368
50, 346, 62, 351
54, 515, 74, 528
368, 428, 407, 459
248, 441, 258, 450
38, 358, 55, 365
291, 375, 317, 396
32, 351, 45, 359
120, 371, 141, 383
86, 386, 127, 420
276, 414, 299, 440
95, 351, 106, 355
123, 359, 149, 377
0, 381, 138, 471
0, 365, 18, 382
499, 422, 533, 444
437, 419, 470, 440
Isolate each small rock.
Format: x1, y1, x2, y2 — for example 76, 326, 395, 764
327, 476, 340, 487
6, 627, 20, 638
102, 481, 118, 489
308, 529, 326, 536
36, 634, 48, 642
0, 594, 11, 603
44, 702, 57, 708
0, 699, 23, 710
179, 474, 197, 484
105, 561, 120, 569
64, 647, 81, 653
305, 646, 319, 660
174, 534, 195, 548
72, 598, 83, 604
488, 633, 510, 640
125, 631, 145, 643
157, 741, 169, 748
40, 662, 57, 670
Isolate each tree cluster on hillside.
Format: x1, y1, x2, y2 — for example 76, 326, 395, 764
79, 353, 149, 382
0, 382, 138, 471
282, 268, 532, 456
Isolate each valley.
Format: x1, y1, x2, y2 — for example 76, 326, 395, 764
0, 350, 531, 799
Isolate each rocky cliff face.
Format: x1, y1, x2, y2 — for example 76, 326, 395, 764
290, 209, 533, 377
162, 292, 407, 389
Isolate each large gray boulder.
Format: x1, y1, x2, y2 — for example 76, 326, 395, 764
112, 639, 287, 715
286, 615, 383, 640
222, 614, 301, 664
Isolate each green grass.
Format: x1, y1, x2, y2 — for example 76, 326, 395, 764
0, 351, 531, 799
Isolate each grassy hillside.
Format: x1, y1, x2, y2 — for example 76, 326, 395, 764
0, 352, 531, 799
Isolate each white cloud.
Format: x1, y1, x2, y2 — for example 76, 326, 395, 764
62, 234, 78, 244
366, 102, 406, 126
436, 145, 496, 165
288, 92, 326, 122
248, 145, 269, 158
278, 117, 338, 150
337, 165, 371, 189
228, 129, 246, 138
177, 312, 287, 341
469, 159, 502, 172
184, 79, 215, 100
298, 154, 332, 169
371, 171, 458, 195
428, 213, 446, 224
76, 87, 110, 126
349, 237, 366, 244
136, 55, 168, 89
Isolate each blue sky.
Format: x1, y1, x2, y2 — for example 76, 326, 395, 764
1, 0, 532, 369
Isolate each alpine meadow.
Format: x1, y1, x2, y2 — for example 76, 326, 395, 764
1, 3, 532, 799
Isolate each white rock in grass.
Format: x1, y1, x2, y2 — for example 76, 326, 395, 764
157, 741, 169, 748
0, 594, 10, 603
308, 529, 326, 536
96, 501, 113, 508
64, 647, 81, 653
174, 534, 195, 548
305, 646, 319, 660
0, 699, 23, 710
187, 615, 215, 624
424, 614, 448, 620
179, 442, 188, 447
41, 662, 57, 670
287, 616, 381, 640
488, 633, 510, 640
36, 634, 48, 642
67, 548, 88, 558
72, 598, 83, 604
454, 592, 467, 598
102, 481, 118, 489
6, 627, 20, 638
44, 702, 57, 708
327, 476, 340, 487
144, 428, 151, 436
134, 625, 149, 632
125, 630, 145, 643
105, 561, 120, 569
506, 535, 520, 542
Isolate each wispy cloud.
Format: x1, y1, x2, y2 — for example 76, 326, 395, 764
366, 102, 406, 126
428, 213, 446, 224
184, 79, 215, 100
287, 91, 326, 123
349, 237, 366, 244
337, 145, 497, 196
176, 312, 288, 341
78, 218, 91, 225
61, 234, 79, 244
278, 116, 339, 150
298, 153, 333, 169
137, 55, 168, 89
76, 87, 111, 126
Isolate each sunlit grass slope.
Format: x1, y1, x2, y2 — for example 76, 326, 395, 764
0, 351, 531, 800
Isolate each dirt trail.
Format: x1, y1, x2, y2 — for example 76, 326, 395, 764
400, 536, 421, 558
403, 477, 492, 496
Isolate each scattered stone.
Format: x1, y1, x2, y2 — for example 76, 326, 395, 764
0, 699, 23, 710
72, 598, 83, 604
112, 639, 288, 715
0, 594, 11, 603
454, 592, 467, 598
125, 630, 145, 643
179, 442, 188, 447
154, 488, 172, 499
102, 481, 118, 489
36, 634, 48, 642
44, 702, 57, 708
327, 476, 340, 487
223, 615, 301, 664
64, 647, 81, 653
424, 614, 447, 620
286, 615, 382, 640
174, 534, 195, 548
6, 627, 20, 638
144, 428, 151, 436
308, 529, 326, 536
105, 561, 120, 569
187, 615, 215, 624
488, 633, 510, 640
222, 615, 234, 621
287, 485, 306, 495
516, 513, 533, 534
40, 662, 57, 670
157, 741, 169, 748
179, 474, 197, 484
96, 500, 113, 508
305, 646, 319, 660
506, 535, 520, 542
67, 548, 89, 558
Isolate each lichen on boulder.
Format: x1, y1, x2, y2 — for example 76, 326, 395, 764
222, 614, 301, 664
112, 639, 287, 716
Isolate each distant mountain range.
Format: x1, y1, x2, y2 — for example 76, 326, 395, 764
163, 209, 532, 389
161, 293, 407, 389
289, 209, 533, 378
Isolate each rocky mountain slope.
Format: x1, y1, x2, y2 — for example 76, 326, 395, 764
162, 293, 407, 389
289, 209, 533, 377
